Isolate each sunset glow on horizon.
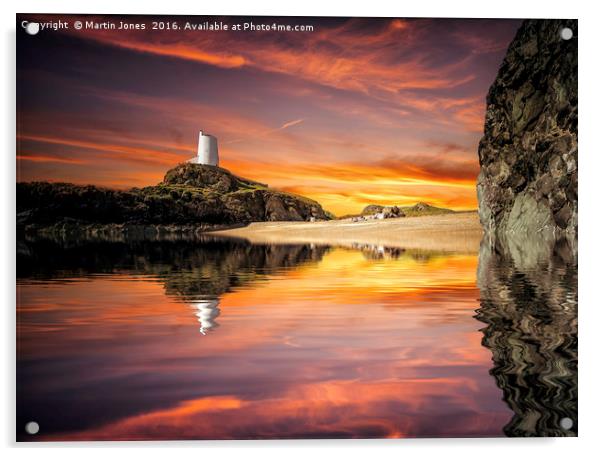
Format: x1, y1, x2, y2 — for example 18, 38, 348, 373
17, 15, 521, 215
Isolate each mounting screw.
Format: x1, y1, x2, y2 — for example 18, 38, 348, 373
560, 27, 573, 40
560, 417, 574, 430
25, 421, 39, 435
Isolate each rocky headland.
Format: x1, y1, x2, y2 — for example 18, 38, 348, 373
17, 163, 331, 236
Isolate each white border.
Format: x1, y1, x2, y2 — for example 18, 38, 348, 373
3, 1, 599, 455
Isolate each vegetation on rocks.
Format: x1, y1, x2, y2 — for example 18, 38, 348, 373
17, 164, 331, 232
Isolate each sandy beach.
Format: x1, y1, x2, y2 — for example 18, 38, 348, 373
210, 212, 483, 253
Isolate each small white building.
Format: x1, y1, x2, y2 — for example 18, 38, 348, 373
188, 131, 219, 166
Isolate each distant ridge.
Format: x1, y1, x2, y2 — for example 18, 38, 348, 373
339, 202, 454, 220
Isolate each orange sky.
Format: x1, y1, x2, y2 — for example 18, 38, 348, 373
17, 15, 521, 215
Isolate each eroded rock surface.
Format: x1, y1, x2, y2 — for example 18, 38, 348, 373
477, 19, 577, 240
17, 163, 330, 232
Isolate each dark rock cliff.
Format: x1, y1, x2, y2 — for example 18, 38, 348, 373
477, 19, 577, 242
17, 163, 330, 232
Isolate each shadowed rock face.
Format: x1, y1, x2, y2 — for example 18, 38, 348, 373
16, 164, 330, 231
161, 164, 332, 224
476, 241, 577, 437
477, 19, 577, 240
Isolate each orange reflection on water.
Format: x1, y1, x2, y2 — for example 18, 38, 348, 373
58, 378, 509, 440
18, 247, 511, 440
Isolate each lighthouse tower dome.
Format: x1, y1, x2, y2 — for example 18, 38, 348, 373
188, 131, 219, 166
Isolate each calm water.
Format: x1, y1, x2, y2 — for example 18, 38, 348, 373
16, 236, 577, 440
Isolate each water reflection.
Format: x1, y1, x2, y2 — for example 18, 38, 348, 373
16, 233, 577, 440
476, 236, 578, 437
351, 243, 440, 262
190, 297, 221, 335
17, 236, 330, 339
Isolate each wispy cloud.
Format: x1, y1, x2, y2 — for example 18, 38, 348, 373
43, 16, 514, 119
279, 118, 304, 130
17, 154, 87, 165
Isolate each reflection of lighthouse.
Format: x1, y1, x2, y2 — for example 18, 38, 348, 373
188, 131, 219, 166
189, 297, 221, 335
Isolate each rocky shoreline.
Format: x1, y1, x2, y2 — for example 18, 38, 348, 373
17, 163, 331, 236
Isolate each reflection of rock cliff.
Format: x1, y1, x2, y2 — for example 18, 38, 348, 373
477, 20, 577, 240
17, 163, 330, 231
18, 236, 330, 297
476, 242, 577, 437
18, 237, 330, 335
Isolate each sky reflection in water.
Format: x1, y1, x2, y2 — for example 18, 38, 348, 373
17, 239, 574, 440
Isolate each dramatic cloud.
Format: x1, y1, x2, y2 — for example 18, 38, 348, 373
17, 15, 521, 213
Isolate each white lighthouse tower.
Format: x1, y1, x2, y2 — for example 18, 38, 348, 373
188, 131, 219, 166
